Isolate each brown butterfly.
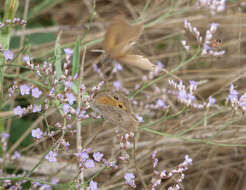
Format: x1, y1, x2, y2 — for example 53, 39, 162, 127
103, 15, 155, 71
209, 39, 222, 48
91, 90, 139, 131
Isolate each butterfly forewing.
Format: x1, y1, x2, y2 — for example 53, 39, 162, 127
103, 15, 143, 58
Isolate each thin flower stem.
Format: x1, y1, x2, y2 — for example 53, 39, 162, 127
133, 135, 147, 189
76, 46, 87, 189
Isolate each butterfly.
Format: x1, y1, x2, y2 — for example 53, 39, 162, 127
103, 15, 155, 71
209, 39, 222, 48
91, 90, 139, 131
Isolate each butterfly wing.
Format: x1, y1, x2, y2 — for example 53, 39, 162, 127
103, 15, 143, 58
117, 54, 155, 71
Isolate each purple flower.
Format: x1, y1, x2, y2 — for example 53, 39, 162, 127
1, 132, 10, 139
85, 159, 95, 168
209, 23, 219, 33
62, 104, 71, 114
184, 154, 192, 165
93, 152, 104, 162
124, 173, 136, 188
75, 151, 89, 161
156, 99, 166, 109
3, 50, 14, 61
113, 81, 122, 90
45, 151, 57, 162
32, 87, 42, 98
32, 128, 43, 139
189, 80, 197, 92
22, 55, 31, 63
11, 151, 21, 160
51, 178, 59, 185
112, 63, 123, 72
136, 114, 144, 123
32, 104, 42, 113
66, 92, 76, 105
64, 81, 74, 89
89, 180, 98, 190
64, 48, 73, 57
20, 84, 31, 96
13, 106, 25, 117
208, 96, 216, 105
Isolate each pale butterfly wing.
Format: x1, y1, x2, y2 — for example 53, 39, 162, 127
103, 15, 143, 58
117, 54, 155, 71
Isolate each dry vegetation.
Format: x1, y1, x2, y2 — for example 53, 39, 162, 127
1, 0, 246, 189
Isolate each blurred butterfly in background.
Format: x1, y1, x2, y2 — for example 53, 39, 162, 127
103, 15, 155, 71
209, 39, 222, 48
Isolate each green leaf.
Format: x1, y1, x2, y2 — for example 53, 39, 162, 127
9, 119, 33, 148
72, 38, 80, 77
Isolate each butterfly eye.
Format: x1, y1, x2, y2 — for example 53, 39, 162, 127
113, 96, 119, 100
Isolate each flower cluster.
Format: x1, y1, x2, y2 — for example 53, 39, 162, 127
115, 131, 135, 161
226, 84, 246, 112
0, 18, 27, 29
9, 49, 105, 136
183, 19, 225, 56
124, 172, 136, 188
168, 79, 216, 109
151, 153, 192, 190
75, 148, 117, 171
0, 132, 10, 152
195, 0, 227, 15
74, 148, 117, 189
32, 178, 59, 190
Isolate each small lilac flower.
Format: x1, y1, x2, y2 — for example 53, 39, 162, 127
32, 87, 42, 98
112, 63, 123, 72
64, 48, 73, 57
11, 151, 21, 160
209, 23, 219, 33
208, 96, 216, 105
156, 99, 166, 109
85, 159, 95, 168
184, 154, 192, 165
156, 61, 164, 69
20, 84, 31, 96
66, 92, 76, 105
1, 132, 9, 139
32, 128, 43, 139
93, 152, 104, 162
45, 151, 57, 162
32, 104, 42, 113
89, 180, 98, 190
64, 81, 74, 89
113, 81, 122, 90
189, 80, 197, 92
13, 106, 25, 117
136, 114, 144, 123
239, 93, 246, 111
62, 104, 71, 114
51, 178, 59, 185
3, 50, 14, 61
75, 151, 89, 161
124, 173, 136, 188
22, 55, 31, 63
